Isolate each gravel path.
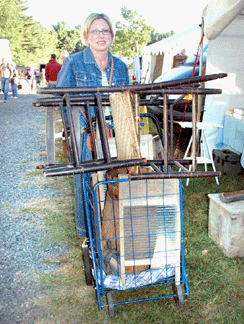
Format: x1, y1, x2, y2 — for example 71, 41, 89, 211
0, 94, 64, 323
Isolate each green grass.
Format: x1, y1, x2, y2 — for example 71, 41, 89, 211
33, 171, 244, 323
19, 113, 244, 323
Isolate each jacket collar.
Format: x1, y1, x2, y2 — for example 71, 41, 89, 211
83, 47, 113, 69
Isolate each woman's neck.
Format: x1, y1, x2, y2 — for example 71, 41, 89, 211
91, 49, 109, 71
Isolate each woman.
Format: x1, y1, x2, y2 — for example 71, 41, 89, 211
57, 13, 130, 237
57, 13, 129, 128
10, 62, 18, 99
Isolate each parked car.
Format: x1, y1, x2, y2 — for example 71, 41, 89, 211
148, 43, 208, 122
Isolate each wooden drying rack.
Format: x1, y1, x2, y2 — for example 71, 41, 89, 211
34, 73, 227, 180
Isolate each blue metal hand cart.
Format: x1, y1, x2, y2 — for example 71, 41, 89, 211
83, 172, 189, 317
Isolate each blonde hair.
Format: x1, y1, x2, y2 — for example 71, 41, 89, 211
82, 13, 114, 46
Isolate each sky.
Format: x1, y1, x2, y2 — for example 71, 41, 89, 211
24, 0, 209, 34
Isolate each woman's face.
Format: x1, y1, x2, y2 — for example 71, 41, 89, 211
85, 19, 112, 53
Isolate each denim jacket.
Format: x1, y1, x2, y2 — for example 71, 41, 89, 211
57, 47, 129, 88
57, 47, 129, 129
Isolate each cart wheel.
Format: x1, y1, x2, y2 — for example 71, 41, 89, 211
82, 243, 93, 286
172, 284, 184, 308
107, 292, 115, 318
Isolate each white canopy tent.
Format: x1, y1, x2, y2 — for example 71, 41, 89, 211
141, 26, 203, 83
202, 0, 244, 167
0, 39, 12, 62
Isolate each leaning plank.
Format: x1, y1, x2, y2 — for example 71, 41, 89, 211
109, 91, 141, 161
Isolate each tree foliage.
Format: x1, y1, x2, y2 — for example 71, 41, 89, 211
0, 0, 27, 40
111, 6, 153, 59
0, 0, 58, 66
52, 21, 85, 56
0, 0, 27, 65
148, 30, 175, 46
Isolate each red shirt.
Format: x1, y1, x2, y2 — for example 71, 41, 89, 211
45, 59, 62, 82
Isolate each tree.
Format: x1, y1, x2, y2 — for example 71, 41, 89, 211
0, 0, 28, 62
0, 0, 59, 66
111, 6, 153, 59
148, 30, 175, 46
52, 21, 85, 56
19, 20, 58, 66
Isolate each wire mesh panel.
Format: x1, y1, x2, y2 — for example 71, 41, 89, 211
122, 203, 178, 266
118, 177, 181, 287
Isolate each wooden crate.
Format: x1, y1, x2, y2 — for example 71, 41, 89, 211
208, 194, 244, 257
172, 55, 187, 68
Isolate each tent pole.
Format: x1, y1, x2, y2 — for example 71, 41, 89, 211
197, 16, 205, 123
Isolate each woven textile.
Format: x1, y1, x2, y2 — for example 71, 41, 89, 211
95, 266, 175, 290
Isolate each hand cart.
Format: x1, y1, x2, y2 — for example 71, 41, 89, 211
34, 73, 226, 317
83, 172, 188, 317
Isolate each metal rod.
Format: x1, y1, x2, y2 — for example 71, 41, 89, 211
141, 88, 222, 95
44, 158, 147, 177
96, 92, 111, 163
191, 94, 197, 172
85, 101, 98, 161
163, 94, 168, 171
65, 93, 80, 166
129, 171, 221, 180
149, 162, 163, 173
146, 158, 192, 165
37, 73, 227, 95
140, 112, 164, 145
174, 161, 189, 172
43, 158, 194, 172
34, 88, 222, 108
37, 157, 195, 173
170, 104, 174, 159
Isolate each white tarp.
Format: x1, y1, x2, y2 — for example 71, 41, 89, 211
202, 1, 244, 166
204, 0, 244, 40
0, 39, 12, 62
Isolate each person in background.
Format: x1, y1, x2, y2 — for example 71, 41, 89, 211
10, 62, 18, 99
0, 57, 11, 102
39, 68, 46, 87
57, 13, 129, 237
32, 69, 37, 91
25, 66, 34, 94
61, 50, 69, 64
45, 54, 61, 88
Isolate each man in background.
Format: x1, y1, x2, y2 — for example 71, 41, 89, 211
45, 54, 61, 87
0, 57, 10, 102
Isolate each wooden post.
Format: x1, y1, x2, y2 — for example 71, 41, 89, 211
46, 107, 55, 164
